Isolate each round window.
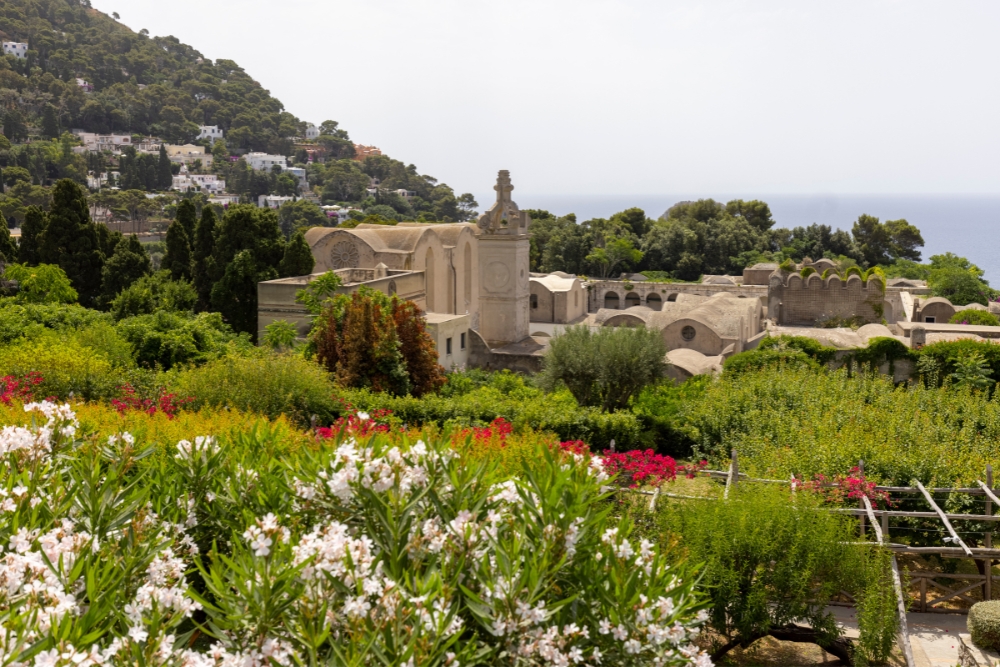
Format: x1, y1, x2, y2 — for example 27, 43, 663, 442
681, 325, 696, 341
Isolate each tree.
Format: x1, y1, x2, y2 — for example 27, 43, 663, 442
2, 109, 27, 143
392, 299, 446, 396
852, 214, 925, 266
0, 222, 17, 263
609, 207, 653, 237
111, 270, 197, 319
3, 263, 78, 304
277, 199, 326, 237
175, 199, 197, 240
456, 193, 479, 222
157, 144, 173, 190
41, 105, 60, 140
274, 172, 300, 197
162, 219, 192, 280
2, 167, 31, 188
99, 234, 152, 305
726, 199, 775, 232
539, 325, 668, 412
191, 205, 217, 310
37, 180, 105, 305
18, 206, 45, 265
262, 320, 298, 350
586, 237, 643, 279
279, 231, 315, 277
210, 250, 276, 338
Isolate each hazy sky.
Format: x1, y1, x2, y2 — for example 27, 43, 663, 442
92, 0, 1000, 197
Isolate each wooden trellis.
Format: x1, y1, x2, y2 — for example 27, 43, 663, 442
626, 452, 1000, 667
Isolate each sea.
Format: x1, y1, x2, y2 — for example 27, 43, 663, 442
476, 194, 1000, 285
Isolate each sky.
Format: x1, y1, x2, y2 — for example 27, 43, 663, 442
91, 0, 1000, 198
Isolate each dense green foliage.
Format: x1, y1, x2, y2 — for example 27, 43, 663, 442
539, 325, 667, 411
969, 601, 1000, 651
950, 309, 1000, 326
645, 486, 896, 664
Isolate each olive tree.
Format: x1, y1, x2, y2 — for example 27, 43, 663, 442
540, 325, 667, 411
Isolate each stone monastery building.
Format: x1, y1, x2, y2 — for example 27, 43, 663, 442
258, 171, 1000, 376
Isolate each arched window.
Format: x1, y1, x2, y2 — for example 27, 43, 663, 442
646, 293, 662, 311
530, 294, 538, 309
603, 292, 620, 309
625, 292, 641, 308
667, 293, 678, 302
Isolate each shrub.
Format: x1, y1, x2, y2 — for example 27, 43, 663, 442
3, 263, 78, 303
0, 337, 120, 400
652, 485, 894, 663
0, 298, 111, 345
969, 601, 1000, 651
168, 350, 339, 425
681, 364, 1000, 485
631, 376, 710, 456
109, 270, 197, 320
116, 310, 251, 370
758, 334, 839, 364
919, 340, 1000, 391
950, 309, 1000, 327
723, 347, 820, 376
539, 325, 667, 412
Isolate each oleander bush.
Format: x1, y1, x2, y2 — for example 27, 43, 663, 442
969, 601, 1000, 651
0, 400, 713, 666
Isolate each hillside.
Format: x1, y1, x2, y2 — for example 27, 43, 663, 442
0, 0, 306, 150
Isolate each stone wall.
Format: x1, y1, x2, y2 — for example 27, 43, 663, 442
768, 273, 887, 326
588, 280, 767, 313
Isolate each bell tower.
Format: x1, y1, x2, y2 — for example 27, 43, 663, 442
476, 170, 532, 346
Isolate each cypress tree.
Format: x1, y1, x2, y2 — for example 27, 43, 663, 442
278, 231, 315, 277
99, 234, 152, 306
18, 206, 45, 265
158, 144, 173, 190
210, 250, 275, 338
37, 180, 105, 305
0, 220, 17, 264
162, 219, 192, 281
96, 224, 123, 259
192, 206, 217, 310
41, 104, 59, 140
176, 199, 197, 241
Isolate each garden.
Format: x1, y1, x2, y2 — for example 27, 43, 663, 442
2, 185, 1000, 662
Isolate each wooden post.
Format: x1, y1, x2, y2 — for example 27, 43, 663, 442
859, 460, 866, 538
920, 576, 927, 612
724, 449, 738, 500
988, 465, 994, 601
731, 449, 739, 489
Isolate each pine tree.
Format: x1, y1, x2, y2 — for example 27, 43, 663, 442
41, 105, 59, 140
0, 220, 17, 264
162, 219, 192, 280
278, 231, 315, 277
158, 144, 173, 190
96, 224, 123, 259
18, 206, 45, 265
192, 206, 217, 310
99, 235, 152, 306
37, 180, 105, 305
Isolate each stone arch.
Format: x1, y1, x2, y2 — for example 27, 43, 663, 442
463, 242, 472, 313
646, 293, 662, 311
603, 291, 621, 309
667, 293, 679, 302
530, 293, 538, 310
625, 292, 641, 308
425, 247, 436, 312
387, 280, 397, 296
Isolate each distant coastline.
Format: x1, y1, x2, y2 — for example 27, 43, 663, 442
479, 193, 1000, 284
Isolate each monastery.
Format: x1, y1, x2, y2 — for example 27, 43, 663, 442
257, 171, 1000, 378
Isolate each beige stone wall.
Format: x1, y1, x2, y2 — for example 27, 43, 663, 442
591, 280, 767, 313
769, 273, 886, 326
915, 300, 956, 323
661, 317, 731, 356
424, 314, 471, 370
478, 235, 531, 346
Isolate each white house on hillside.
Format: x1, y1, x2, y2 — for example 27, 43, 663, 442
2, 42, 27, 59
197, 125, 223, 143
244, 152, 287, 171
304, 123, 320, 140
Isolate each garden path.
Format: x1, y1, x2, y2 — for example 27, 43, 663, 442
830, 606, 1000, 667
